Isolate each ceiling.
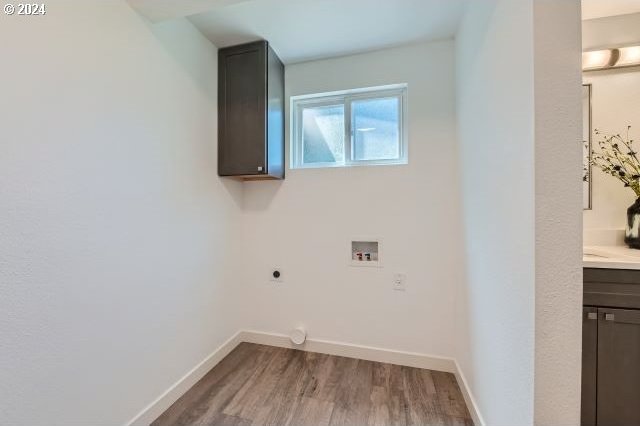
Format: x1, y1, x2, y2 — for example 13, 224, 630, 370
128, 0, 253, 22
128, 0, 640, 63
187, 0, 468, 64
582, 0, 640, 20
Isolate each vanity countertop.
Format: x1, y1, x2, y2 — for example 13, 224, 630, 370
584, 245, 640, 270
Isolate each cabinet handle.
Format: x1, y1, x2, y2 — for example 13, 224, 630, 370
605, 313, 615, 322
587, 312, 598, 320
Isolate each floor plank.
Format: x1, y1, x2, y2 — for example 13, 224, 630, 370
207, 413, 253, 426
152, 343, 473, 426
402, 366, 447, 426
223, 346, 290, 419
152, 344, 274, 426
287, 396, 334, 426
432, 371, 472, 419
328, 359, 373, 426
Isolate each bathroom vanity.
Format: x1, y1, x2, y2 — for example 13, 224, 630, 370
580, 9, 640, 425
582, 247, 640, 426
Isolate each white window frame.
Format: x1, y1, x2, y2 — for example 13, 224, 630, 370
290, 84, 408, 169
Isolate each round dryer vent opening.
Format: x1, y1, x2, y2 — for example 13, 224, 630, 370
289, 327, 306, 345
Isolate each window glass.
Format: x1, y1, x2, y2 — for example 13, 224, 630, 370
302, 105, 345, 164
352, 97, 400, 161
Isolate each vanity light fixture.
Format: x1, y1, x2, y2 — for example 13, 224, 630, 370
583, 45, 640, 71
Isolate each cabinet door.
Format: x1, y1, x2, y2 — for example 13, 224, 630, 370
581, 307, 598, 426
597, 308, 640, 426
218, 43, 266, 176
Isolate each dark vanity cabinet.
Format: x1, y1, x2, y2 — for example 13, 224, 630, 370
218, 41, 284, 180
582, 268, 640, 426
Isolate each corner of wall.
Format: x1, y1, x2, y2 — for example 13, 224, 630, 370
533, 0, 583, 423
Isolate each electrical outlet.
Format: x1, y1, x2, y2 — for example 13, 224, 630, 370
270, 268, 284, 284
393, 273, 406, 291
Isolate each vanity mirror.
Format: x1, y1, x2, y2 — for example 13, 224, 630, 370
583, 45, 640, 248
583, 84, 592, 210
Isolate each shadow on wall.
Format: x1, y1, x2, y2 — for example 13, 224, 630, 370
242, 180, 284, 211
141, 15, 217, 103
221, 179, 245, 209
135, 13, 249, 209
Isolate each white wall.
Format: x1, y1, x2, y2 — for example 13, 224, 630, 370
0, 2, 243, 425
240, 41, 465, 358
533, 0, 583, 423
455, 1, 536, 424
583, 13, 640, 235
582, 12, 640, 49
456, 0, 582, 424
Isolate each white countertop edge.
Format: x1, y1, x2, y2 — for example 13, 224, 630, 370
583, 260, 640, 270
583, 245, 640, 269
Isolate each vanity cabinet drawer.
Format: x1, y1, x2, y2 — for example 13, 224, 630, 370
584, 268, 640, 309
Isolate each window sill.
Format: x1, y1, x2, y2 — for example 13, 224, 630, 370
290, 160, 409, 170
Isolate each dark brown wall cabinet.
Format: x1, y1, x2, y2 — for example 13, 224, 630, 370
582, 268, 640, 426
218, 40, 284, 180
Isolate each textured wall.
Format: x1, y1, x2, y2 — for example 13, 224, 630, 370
455, 1, 583, 424
533, 0, 583, 424
0, 3, 243, 425
455, 0, 536, 424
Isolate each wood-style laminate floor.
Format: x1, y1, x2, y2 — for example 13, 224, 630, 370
152, 343, 473, 426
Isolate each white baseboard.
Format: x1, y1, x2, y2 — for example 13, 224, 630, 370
454, 360, 485, 426
125, 329, 484, 426
240, 330, 457, 373
125, 330, 244, 426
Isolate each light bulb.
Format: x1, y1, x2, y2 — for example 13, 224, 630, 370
582, 49, 613, 70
